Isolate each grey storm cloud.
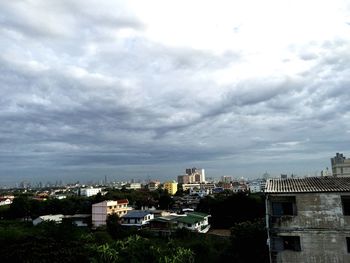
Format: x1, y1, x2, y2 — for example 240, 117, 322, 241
0, 0, 350, 184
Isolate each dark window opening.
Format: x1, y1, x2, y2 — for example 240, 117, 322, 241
347, 237, 350, 253
271, 196, 297, 216
283, 236, 301, 251
342, 196, 350, 215
271, 236, 301, 252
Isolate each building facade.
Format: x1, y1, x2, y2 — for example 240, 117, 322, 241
92, 199, 130, 228
149, 212, 211, 234
80, 187, 102, 197
331, 153, 350, 177
120, 210, 154, 227
164, 181, 178, 195
265, 177, 350, 263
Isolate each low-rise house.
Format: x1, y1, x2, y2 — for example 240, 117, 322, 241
149, 212, 211, 234
33, 214, 64, 225
63, 214, 91, 227
120, 210, 154, 227
92, 199, 131, 228
176, 212, 211, 233
33, 214, 91, 227
0, 197, 13, 206
265, 177, 350, 263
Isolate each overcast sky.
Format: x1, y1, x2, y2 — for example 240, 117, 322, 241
1, 0, 350, 185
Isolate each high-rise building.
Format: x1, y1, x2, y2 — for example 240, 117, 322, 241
185, 168, 205, 183
331, 153, 350, 177
164, 181, 178, 195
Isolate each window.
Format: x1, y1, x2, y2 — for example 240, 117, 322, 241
342, 196, 350, 215
271, 196, 297, 216
271, 236, 301, 252
347, 237, 350, 253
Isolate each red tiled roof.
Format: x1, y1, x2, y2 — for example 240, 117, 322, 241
265, 177, 350, 193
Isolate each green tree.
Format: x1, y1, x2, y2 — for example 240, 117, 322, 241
230, 219, 269, 263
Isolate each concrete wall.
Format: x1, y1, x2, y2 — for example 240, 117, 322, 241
268, 192, 350, 263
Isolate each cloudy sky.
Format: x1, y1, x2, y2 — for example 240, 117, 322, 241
1, 0, 350, 185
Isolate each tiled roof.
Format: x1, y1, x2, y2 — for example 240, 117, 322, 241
265, 177, 350, 193
122, 210, 151, 218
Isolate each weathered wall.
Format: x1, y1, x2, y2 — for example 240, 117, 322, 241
276, 231, 350, 263
270, 193, 350, 229
268, 193, 350, 263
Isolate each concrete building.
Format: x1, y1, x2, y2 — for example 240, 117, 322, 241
164, 181, 177, 195
125, 183, 142, 190
331, 153, 350, 177
221, 176, 232, 183
148, 181, 160, 191
80, 187, 102, 197
265, 177, 350, 263
178, 174, 190, 184
92, 199, 130, 228
185, 168, 206, 183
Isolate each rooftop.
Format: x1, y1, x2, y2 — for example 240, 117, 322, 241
122, 210, 151, 218
265, 177, 350, 193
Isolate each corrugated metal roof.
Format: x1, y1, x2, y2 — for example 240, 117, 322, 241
122, 210, 151, 218
265, 177, 350, 193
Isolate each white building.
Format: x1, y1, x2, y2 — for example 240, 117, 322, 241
80, 187, 102, 197
0, 198, 12, 206
120, 210, 154, 227
249, 182, 262, 193
33, 214, 64, 226
125, 183, 142, 190
92, 199, 131, 228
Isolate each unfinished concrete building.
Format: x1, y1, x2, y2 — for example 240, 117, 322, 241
265, 177, 350, 263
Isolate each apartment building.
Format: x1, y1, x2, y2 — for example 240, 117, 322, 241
164, 181, 177, 195
331, 153, 350, 177
92, 199, 130, 228
265, 177, 350, 263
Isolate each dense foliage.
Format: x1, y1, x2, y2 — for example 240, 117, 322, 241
0, 220, 194, 263
0, 191, 269, 262
197, 192, 265, 228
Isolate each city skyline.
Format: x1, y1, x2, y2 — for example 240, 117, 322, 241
1, 1, 350, 184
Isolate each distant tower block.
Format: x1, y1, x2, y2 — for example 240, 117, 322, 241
331, 153, 350, 177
